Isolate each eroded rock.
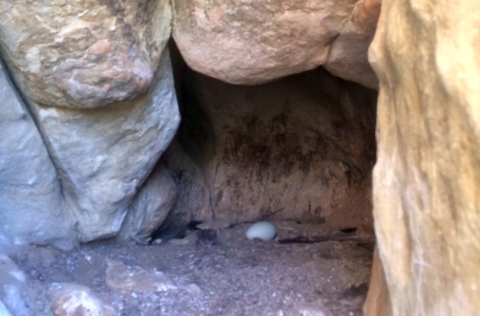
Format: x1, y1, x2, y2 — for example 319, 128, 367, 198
368, 0, 480, 315
0, 0, 172, 108
26, 51, 180, 242
0, 59, 76, 250
172, 0, 379, 87
363, 248, 391, 316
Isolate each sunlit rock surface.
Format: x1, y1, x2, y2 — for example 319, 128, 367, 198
367, 0, 480, 315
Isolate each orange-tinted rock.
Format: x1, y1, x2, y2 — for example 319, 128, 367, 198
368, 0, 480, 315
324, 0, 381, 89
363, 248, 391, 316
172, 0, 379, 88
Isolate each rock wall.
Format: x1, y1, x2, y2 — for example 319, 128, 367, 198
177, 64, 377, 227
367, 0, 480, 315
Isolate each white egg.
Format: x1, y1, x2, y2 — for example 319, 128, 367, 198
246, 221, 277, 241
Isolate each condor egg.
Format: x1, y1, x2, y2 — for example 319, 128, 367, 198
246, 221, 277, 241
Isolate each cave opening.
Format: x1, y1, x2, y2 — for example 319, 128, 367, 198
0, 43, 378, 316
140, 42, 379, 315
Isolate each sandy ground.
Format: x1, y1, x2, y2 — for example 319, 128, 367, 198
4, 221, 373, 316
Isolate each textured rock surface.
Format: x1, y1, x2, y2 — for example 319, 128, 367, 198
49, 283, 115, 316
0, 0, 171, 108
178, 66, 377, 227
368, 0, 480, 315
172, 0, 379, 87
118, 165, 177, 244
0, 60, 75, 249
363, 248, 391, 316
27, 51, 180, 242
324, 0, 381, 89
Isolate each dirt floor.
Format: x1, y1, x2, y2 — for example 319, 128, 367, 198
4, 221, 374, 316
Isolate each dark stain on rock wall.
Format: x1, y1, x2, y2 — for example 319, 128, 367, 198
170, 44, 377, 228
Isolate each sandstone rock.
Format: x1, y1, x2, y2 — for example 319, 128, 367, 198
324, 0, 381, 89
363, 248, 391, 316
117, 165, 177, 244
178, 66, 377, 227
0, 1, 180, 245
0, 0, 172, 108
172, 0, 378, 87
367, 0, 480, 315
0, 59, 76, 250
49, 283, 115, 316
28, 51, 180, 242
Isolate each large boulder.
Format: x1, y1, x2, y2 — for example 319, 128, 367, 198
27, 51, 180, 242
172, 0, 379, 88
0, 0, 172, 108
0, 60, 75, 250
367, 0, 480, 315
0, 0, 180, 244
